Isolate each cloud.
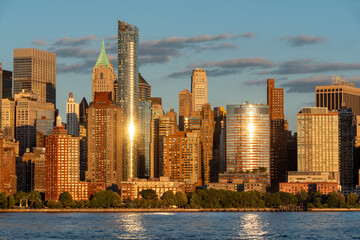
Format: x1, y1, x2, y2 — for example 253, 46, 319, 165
263, 59, 360, 75
279, 75, 360, 93
32, 39, 48, 46
57, 58, 97, 74
51, 47, 98, 58
167, 70, 193, 79
281, 35, 325, 47
244, 79, 268, 86
139, 32, 253, 65
53, 35, 96, 46
191, 57, 276, 69
194, 43, 239, 52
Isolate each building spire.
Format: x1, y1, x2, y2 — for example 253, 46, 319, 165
95, 38, 110, 68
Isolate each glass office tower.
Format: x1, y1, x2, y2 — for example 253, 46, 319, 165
117, 20, 139, 180
226, 103, 270, 182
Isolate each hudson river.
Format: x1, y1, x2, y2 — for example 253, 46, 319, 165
0, 212, 359, 239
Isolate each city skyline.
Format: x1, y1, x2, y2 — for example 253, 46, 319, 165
2, 1, 360, 132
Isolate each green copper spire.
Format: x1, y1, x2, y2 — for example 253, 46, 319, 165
95, 39, 110, 68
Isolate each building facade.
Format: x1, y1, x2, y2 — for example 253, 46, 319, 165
2, 70, 12, 99
66, 92, 80, 137
191, 69, 207, 112
226, 103, 270, 183
163, 131, 202, 187
139, 73, 151, 101
13, 48, 56, 105
2, 99, 15, 140
86, 92, 122, 187
178, 89, 192, 131
117, 20, 139, 180
267, 79, 287, 191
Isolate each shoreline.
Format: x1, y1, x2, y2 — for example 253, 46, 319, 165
0, 208, 360, 213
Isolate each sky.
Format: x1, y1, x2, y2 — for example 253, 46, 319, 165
1, 0, 360, 132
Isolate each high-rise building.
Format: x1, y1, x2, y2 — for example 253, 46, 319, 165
191, 69, 207, 112
200, 103, 215, 185
15, 90, 54, 155
267, 79, 287, 191
79, 125, 87, 181
13, 48, 56, 105
66, 92, 80, 137
139, 73, 151, 101
138, 101, 152, 178
79, 97, 89, 126
35, 110, 54, 147
297, 107, 339, 173
45, 117, 88, 201
150, 97, 164, 178
212, 107, 226, 181
86, 92, 121, 187
0, 136, 17, 196
2, 98, 15, 140
315, 77, 360, 123
296, 107, 353, 194
117, 20, 139, 180
0, 63, 2, 129
92, 40, 116, 102
178, 89, 192, 131
163, 131, 202, 187
184, 111, 201, 132
226, 103, 270, 183
2, 70, 12, 99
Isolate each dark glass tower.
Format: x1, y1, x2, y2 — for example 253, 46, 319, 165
117, 20, 139, 180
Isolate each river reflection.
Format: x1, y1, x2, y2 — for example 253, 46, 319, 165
115, 213, 146, 239
236, 213, 269, 239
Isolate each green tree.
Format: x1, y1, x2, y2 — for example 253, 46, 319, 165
8, 195, 15, 209
264, 193, 281, 208
0, 192, 8, 209
90, 191, 121, 208
296, 190, 308, 206
326, 192, 346, 208
139, 189, 158, 200
46, 200, 62, 208
175, 192, 188, 207
14, 191, 27, 206
161, 191, 176, 207
59, 192, 74, 208
346, 193, 358, 207
27, 191, 44, 208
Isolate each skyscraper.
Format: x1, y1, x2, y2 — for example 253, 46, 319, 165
200, 103, 215, 185
267, 79, 287, 191
86, 92, 121, 187
163, 131, 202, 187
15, 90, 54, 155
13, 48, 56, 105
212, 107, 226, 181
117, 20, 139, 180
2, 69, 12, 99
315, 77, 360, 123
92, 40, 116, 102
139, 73, 151, 101
66, 92, 80, 137
2, 98, 15, 140
45, 117, 88, 201
138, 101, 152, 178
297, 107, 353, 194
35, 110, 54, 147
178, 89, 192, 131
191, 69, 207, 112
79, 97, 89, 126
226, 103, 270, 183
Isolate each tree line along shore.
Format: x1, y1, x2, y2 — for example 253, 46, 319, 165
0, 189, 359, 210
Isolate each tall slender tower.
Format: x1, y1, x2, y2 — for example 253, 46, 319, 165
191, 69, 207, 112
13, 48, 56, 106
92, 39, 116, 102
178, 89, 192, 131
117, 20, 139, 180
267, 79, 287, 191
66, 92, 80, 137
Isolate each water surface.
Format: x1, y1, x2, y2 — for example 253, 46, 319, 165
0, 212, 359, 239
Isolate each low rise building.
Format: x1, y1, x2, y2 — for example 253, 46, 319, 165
120, 177, 185, 200
280, 182, 340, 195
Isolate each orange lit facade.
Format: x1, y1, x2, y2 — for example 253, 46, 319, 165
200, 103, 215, 185
267, 79, 287, 191
86, 92, 122, 187
178, 89, 192, 131
0, 136, 17, 196
120, 176, 185, 200
163, 131, 202, 187
191, 69, 207, 112
45, 126, 88, 201
279, 182, 340, 195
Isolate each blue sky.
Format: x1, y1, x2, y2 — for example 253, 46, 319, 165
1, 0, 360, 131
